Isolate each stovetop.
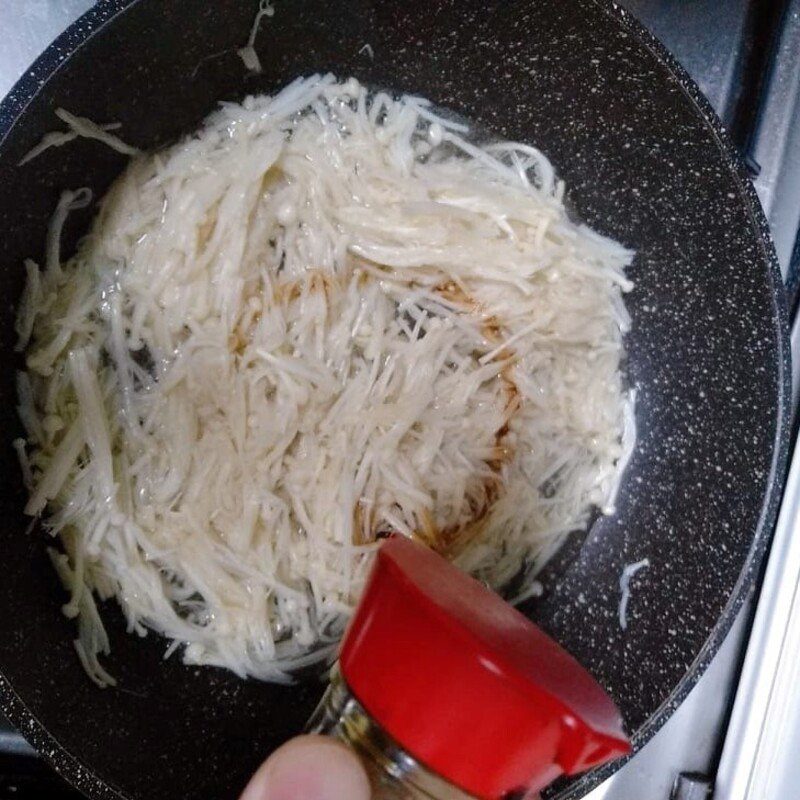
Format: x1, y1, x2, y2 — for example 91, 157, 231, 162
0, 2, 798, 799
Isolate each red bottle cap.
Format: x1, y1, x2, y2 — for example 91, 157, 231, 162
340, 537, 631, 799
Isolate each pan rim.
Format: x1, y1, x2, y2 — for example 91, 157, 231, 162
0, 1, 791, 799
558, 2, 791, 797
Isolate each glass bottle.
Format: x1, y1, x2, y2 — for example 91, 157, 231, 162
307, 666, 476, 800
310, 537, 630, 800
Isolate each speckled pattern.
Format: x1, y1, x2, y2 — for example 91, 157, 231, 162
0, 1, 789, 799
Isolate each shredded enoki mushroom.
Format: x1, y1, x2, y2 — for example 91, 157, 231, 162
19, 108, 139, 166
17, 75, 635, 685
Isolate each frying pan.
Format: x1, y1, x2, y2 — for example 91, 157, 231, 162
0, 1, 790, 799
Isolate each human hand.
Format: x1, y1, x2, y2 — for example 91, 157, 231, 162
240, 734, 372, 800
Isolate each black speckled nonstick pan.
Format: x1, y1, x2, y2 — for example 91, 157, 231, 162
0, 2, 790, 799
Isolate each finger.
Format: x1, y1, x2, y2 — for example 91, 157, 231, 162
240, 734, 371, 800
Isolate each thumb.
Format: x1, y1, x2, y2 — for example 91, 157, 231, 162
240, 734, 372, 800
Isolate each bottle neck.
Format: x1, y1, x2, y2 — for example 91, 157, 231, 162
307, 666, 478, 800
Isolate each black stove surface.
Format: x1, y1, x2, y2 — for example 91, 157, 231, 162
626, 0, 783, 139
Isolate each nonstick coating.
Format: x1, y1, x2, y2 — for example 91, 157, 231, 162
0, 1, 790, 799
